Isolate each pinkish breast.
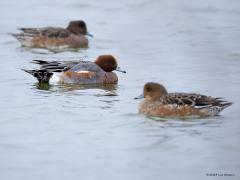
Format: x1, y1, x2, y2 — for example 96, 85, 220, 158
102, 72, 118, 84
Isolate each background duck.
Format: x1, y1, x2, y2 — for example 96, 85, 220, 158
135, 82, 233, 117
9, 20, 93, 49
22, 55, 126, 84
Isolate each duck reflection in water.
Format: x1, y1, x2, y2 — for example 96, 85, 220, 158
34, 82, 118, 96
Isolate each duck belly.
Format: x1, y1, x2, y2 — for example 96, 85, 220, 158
139, 101, 208, 117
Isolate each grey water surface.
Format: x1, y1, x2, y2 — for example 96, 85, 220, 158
0, 0, 239, 180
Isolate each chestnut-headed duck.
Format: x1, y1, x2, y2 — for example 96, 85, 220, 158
135, 82, 233, 117
9, 20, 93, 49
22, 55, 126, 84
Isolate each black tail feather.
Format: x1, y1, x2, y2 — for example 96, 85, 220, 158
22, 69, 53, 83
31, 60, 49, 65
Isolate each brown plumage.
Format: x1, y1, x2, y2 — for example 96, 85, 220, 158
9, 20, 93, 49
136, 82, 233, 117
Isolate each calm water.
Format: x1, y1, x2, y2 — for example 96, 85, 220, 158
0, 0, 240, 179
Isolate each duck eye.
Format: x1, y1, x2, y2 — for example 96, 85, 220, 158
78, 22, 85, 27
107, 61, 114, 65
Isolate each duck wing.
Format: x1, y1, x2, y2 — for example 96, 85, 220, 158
164, 93, 232, 109
18, 27, 71, 38
31, 59, 82, 72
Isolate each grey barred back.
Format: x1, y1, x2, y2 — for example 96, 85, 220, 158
22, 59, 96, 83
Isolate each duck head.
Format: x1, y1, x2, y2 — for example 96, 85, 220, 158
95, 55, 126, 73
135, 82, 168, 100
67, 20, 93, 37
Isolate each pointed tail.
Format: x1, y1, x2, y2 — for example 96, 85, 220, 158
22, 69, 53, 83
8, 33, 28, 44
220, 101, 233, 110
8, 32, 22, 38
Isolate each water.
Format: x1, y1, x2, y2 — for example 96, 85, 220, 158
0, 0, 240, 179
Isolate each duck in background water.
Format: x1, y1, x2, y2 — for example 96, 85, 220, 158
9, 20, 93, 49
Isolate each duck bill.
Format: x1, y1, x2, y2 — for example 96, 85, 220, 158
86, 32, 94, 38
115, 66, 126, 73
134, 94, 144, 100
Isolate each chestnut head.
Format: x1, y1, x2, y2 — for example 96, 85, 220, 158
95, 55, 126, 73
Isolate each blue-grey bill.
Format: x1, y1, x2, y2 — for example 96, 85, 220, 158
116, 66, 126, 73
134, 94, 144, 100
86, 32, 94, 38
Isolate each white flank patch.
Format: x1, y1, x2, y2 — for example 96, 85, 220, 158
76, 71, 91, 73
49, 74, 60, 84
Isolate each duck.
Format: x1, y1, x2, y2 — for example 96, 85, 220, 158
9, 20, 93, 49
22, 55, 126, 84
135, 82, 233, 117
